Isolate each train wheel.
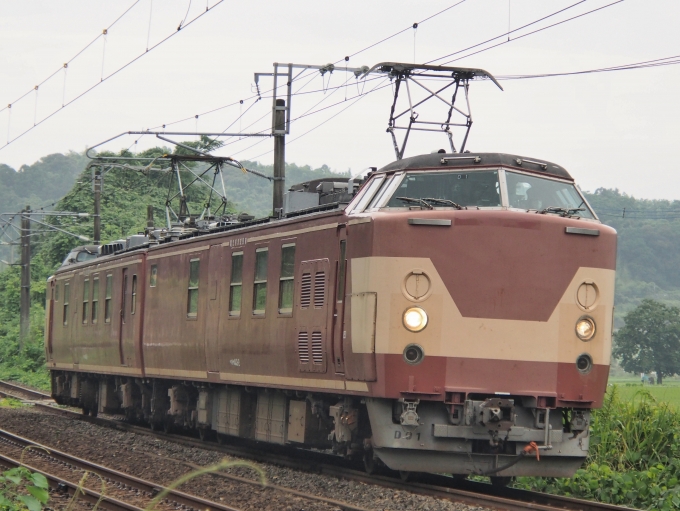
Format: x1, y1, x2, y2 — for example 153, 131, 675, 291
149, 421, 159, 431
490, 476, 512, 488
363, 449, 378, 475
198, 428, 207, 441
125, 408, 135, 422
90, 408, 98, 418
399, 471, 412, 482
216, 434, 225, 445
162, 420, 173, 434
81, 407, 90, 416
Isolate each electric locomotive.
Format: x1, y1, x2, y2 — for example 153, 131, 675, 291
46, 150, 615, 481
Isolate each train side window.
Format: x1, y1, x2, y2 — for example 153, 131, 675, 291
63, 283, 70, 326
279, 244, 296, 313
55, 283, 59, 302
150, 265, 158, 287
336, 240, 347, 302
105, 275, 113, 323
350, 175, 385, 213
82, 279, 90, 324
187, 260, 200, 317
253, 248, 268, 315
229, 252, 243, 316
131, 275, 138, 315
92, 277, 99, 324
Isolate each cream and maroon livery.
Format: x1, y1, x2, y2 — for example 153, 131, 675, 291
46, 152, 615, 479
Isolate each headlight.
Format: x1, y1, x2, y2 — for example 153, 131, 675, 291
403, 307, 428, 332
575, 316, 596, 341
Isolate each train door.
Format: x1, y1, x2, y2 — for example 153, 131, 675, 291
118, 268, 128, 365
331, 232, 347, 373
204, 245, 222, 374
295, 259, 330, 373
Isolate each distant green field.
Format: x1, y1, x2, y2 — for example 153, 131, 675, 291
607, 377, 680, 408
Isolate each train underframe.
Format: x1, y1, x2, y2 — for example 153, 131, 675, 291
51, 370, 590, 479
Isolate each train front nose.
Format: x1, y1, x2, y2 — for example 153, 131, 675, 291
364, 210, 616, 477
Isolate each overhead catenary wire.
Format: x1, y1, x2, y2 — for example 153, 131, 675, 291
338, 0, 469, 65
144, 0, 470, 134
242, 78, 391, 162
425, 0, 588, 65
435, 0, 625, 65
143, 1, 622, 159
0, 0, 225, 153
0, 0, 141, 117
229, 73, 365, 158
495, 54, 680, 80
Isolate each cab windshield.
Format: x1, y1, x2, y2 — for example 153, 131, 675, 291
384, 170, 501, 208
506, 171, 594, 219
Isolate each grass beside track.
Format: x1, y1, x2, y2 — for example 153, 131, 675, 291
608, 377, 680, 408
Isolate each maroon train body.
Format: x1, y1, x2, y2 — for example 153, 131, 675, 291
46, 152, 616, 480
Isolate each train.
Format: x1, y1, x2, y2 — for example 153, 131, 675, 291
45, 151, 616, 483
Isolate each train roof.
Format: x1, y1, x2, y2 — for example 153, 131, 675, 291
377, 152, 573, 181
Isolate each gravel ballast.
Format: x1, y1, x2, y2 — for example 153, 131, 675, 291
0, 407, 493, 511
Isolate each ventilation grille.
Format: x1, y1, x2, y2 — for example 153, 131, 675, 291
314, 271, 325, 308
311, 331, 323, 365
298, 332, 309, 364
300, 273, 312, 309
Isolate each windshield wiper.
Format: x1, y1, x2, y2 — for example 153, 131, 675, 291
539, 206, 585, 217
422, 197, 465, 210
396, 197, 434, 210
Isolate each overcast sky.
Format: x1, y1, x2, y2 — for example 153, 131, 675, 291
1, 0, 678, 200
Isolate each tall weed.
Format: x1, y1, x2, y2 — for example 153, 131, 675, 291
590, 385, 680, 471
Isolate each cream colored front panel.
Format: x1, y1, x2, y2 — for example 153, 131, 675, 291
350, 257, 614, 365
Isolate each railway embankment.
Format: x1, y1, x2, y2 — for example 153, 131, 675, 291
0, 406, 484, 511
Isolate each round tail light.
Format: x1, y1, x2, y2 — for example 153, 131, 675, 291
403, 344, 425, 365
576, 354, 593, 374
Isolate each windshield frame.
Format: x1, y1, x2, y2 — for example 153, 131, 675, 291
503, 168, 597, 220
345, 166, 598, 220
377, 168, 506, 211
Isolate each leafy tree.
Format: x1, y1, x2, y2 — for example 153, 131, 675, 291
613, 299, 680, 384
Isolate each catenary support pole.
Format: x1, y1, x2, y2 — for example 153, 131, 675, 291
272, 99, 286, 214
147, 205, 154, 228
20, 205, 30, 350
93, 168, 101, 245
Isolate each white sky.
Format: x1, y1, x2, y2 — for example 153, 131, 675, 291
0, 0, 678, 199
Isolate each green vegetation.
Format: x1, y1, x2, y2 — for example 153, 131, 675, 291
516, 387, 680, 510
0, 397, 25, 409
613, 299, 680, 385
0, 146, 341, 387
4, 150, 680, 508
609, 381, 680, 409
0, 465, 50, 511
586, 188, 680, 326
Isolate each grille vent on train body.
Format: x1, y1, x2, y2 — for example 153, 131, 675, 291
297, 331, 309, 364
300, 273, 312, 309
311, 332, 323, 365
314, 271, 325, 309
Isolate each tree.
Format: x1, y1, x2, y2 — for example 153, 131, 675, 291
613, 299, 680, 384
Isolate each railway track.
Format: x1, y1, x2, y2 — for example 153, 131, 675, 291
0, 380, 639, 511
0, 380, 52, 401
0, 428, 242, 511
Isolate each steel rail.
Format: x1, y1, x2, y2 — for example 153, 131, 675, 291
0, 380, 52, 401
0, 428, 241, 511
0, 383, 371, 511
0, 452, 145, 511
0, 382, 638, 511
